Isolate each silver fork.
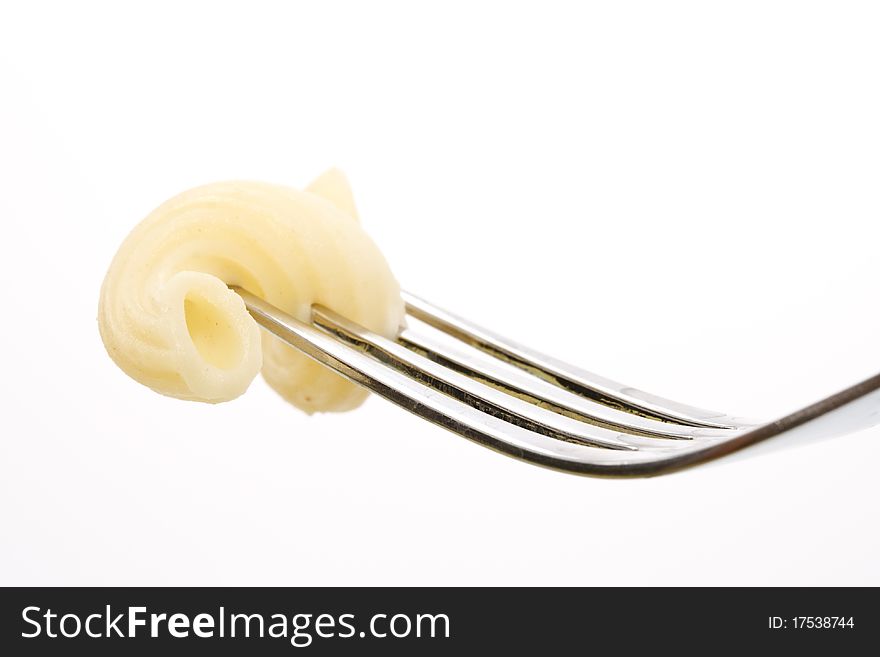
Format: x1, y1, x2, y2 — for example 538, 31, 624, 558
232, 287, 880, 477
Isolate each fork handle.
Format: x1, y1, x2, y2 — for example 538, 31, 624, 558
714, 374, 880, 466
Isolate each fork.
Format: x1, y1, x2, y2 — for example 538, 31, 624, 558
231, 287, 880, 477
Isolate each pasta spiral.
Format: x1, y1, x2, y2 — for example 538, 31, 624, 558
98, 169, 404, 413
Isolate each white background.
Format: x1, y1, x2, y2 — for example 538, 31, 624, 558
1, 1, 878, 586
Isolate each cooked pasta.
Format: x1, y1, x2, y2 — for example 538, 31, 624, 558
98, 169, 404, 413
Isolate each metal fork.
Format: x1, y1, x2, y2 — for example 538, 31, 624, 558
232, 287, 880, 477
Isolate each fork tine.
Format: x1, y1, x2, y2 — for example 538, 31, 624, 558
232, 287, 696, 456
232, 288, 706, 471
402, 291, 744, 430
397, 326, 734, 440
311, 305, 646, 450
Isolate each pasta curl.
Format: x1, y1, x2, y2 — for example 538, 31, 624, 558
98, 169, 404, 413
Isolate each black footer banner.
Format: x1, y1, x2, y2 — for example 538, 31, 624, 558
1, 587, 875, 654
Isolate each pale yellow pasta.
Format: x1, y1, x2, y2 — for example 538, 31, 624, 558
98, 169, 404, 413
